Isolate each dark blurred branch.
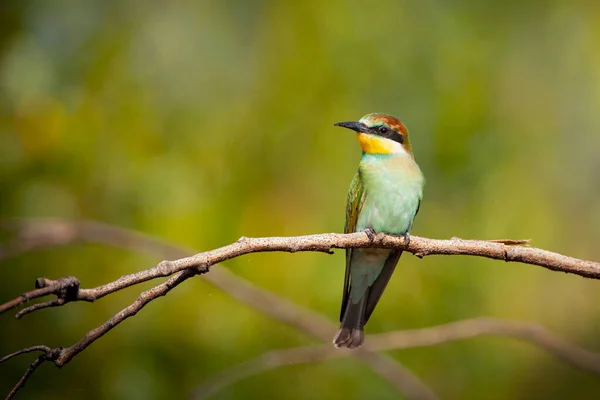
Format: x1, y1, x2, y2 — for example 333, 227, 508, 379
193, 317, 600, 399
0, 219, 437, 400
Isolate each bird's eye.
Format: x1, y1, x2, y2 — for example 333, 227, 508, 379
378, 126, 389, 134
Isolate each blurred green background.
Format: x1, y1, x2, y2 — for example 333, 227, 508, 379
2, 0, 600, 399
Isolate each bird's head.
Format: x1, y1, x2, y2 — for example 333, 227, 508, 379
334, 113, 413, 157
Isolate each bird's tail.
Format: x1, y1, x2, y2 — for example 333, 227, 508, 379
333, 294, 367, 349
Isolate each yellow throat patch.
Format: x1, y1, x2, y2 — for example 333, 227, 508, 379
357, 133, 395, 155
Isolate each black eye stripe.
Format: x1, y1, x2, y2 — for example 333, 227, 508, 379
371, 125, 404, 144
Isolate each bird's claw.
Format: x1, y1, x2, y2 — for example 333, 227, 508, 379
364, 228, 376, 242
402, 232, 411, 246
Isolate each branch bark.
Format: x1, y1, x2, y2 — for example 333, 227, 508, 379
2, 224, 598, 320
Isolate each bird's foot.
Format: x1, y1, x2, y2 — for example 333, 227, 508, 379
402, 232, 411, 246
364, 228, 376, 243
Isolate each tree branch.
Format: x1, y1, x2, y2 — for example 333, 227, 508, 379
192, 317, 600, 399
0, 219, 438, 400
6, 356, 44, 400
0, 346, 53, 365
1, 222, 598, 319
1, 219, 599, 400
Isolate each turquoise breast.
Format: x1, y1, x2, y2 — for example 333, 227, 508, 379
356, 154, 424, 235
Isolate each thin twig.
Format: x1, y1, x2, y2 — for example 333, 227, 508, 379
6, 356, 45, 400
0, 346, 52, 364
192, 317, 600, 399
0, 277, 80, 317
54, 269, 198, 365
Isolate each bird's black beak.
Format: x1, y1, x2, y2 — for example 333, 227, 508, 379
333, 121, 371, 133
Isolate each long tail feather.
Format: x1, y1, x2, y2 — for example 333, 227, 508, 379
334, 250, 403, 348
333, 295, 366, 349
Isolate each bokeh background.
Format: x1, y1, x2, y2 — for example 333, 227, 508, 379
2, 0, 600, 399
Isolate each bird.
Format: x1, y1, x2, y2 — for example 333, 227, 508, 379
332, 113, 425, 349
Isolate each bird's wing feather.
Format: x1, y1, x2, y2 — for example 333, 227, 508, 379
340, 171, 366, 321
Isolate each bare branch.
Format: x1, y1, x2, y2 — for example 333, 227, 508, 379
0, 277, 80, 317
1, 220, 598, 319
2, 346, 62, 400
1, 218, 598, 399
15, 298, 66, 319
156, 232, 598, 280
55, 268, 198, 365
0, 346, 52, 364
6, 356, 45, 400
0, 219, 436, 400
193, 317, 600, 399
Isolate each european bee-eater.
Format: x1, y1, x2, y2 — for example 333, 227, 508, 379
333, 113, 425, 349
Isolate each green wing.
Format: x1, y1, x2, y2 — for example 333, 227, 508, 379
344, 172, 365, 235
340, 171, 366, 321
